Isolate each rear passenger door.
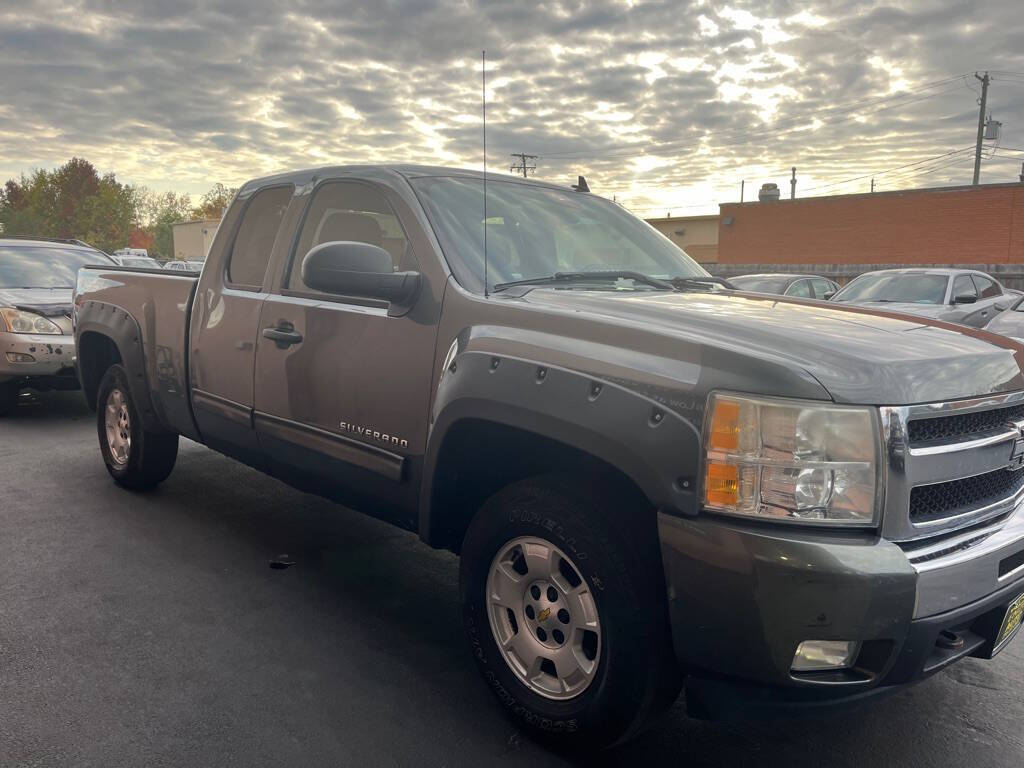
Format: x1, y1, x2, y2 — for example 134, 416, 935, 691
189, 183, 294, 467
971, 275, 1007, 327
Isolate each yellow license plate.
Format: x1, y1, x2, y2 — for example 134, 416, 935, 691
994, 593, 1024, 655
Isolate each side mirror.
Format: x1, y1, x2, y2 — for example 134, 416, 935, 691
953, 293, 977, 305
823, 291, 836, 300
302, 241, 420, 313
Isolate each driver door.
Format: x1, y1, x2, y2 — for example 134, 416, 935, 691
253, 178, 440, 526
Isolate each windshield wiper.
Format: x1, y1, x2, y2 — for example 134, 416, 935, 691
492, 271, 675, 293
669, 276, 736, 290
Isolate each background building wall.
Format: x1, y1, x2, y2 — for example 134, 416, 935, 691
645, 214, 719, 262
717, 183, 1024, 266
171, 219, 220, 261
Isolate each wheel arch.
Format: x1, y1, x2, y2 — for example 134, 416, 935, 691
75, 301, 165, 431
419, 350, 702, 552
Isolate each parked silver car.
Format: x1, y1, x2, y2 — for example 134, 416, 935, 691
730, 272, 839, 299
163, 260, 204, 272
0, 237, 114, 414
984, 295, 1024, 341
830, 268, 1012, 327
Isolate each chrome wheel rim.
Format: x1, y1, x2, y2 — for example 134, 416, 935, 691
104, 388, 131, 466
486, 536, 602, 700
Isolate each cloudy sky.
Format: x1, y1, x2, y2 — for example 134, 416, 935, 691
2, 0, 1023, 215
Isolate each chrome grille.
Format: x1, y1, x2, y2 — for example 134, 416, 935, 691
910, 468, 1024, 523
908, 402, 1024, 445
881, 391, 1024, 543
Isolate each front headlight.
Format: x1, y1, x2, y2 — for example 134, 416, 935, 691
0, 308, 63, 335
702, 393, 880, 527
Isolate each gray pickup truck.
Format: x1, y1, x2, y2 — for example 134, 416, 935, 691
74, 165, 1024, 747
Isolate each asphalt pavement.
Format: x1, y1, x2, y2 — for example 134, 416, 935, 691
1, 391, 1023, 767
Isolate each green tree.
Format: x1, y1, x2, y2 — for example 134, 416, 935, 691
193, 183, 236, 220
0, 158, 137, 252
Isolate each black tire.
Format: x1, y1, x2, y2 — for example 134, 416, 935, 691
0, 381, 19, 416
96, 364, 178, 489
460, 474, 682, 748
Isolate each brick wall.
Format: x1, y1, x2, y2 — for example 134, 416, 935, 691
718, 183, 1024, 266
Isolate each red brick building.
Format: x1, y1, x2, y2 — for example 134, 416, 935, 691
712, 183, 1024, 284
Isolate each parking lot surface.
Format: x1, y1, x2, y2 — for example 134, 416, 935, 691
2, 392, 1023, 767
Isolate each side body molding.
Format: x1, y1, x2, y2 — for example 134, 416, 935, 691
419, 349, 704, 544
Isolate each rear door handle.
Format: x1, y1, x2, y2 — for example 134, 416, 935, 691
262, 326, 303, 348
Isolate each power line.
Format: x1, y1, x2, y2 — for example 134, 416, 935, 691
509, 152, 537, 177
801, 146, 975, 193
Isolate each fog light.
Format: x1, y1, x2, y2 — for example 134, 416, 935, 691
5, 352, 35, 363
791, 640, 859, 672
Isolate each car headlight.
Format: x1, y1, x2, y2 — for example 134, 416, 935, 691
702, 393, 880, 527
0, 308, 63, 335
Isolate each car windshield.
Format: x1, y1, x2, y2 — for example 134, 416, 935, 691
411, 176, 708, 293
833, 273, 948, 305
0, 245, 112, 288
730, 275, 791, 293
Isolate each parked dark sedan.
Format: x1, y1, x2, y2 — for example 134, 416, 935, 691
729, 273, 839, 299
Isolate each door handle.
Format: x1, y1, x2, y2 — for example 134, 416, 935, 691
262, 325, 303, 348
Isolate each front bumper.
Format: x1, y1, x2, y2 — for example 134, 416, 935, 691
658, 504, 1024, 719
0, 331, 78, 387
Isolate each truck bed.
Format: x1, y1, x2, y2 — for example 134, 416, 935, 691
74, 265, 201, 440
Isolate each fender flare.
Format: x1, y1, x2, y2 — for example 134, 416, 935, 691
419, 349, 703, 544
75, 299, 166, 433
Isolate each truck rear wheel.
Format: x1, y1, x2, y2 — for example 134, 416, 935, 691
96, 364, 178, 489
460, 475, 681, 748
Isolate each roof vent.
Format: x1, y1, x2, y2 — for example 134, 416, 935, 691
758, 183, 780, 202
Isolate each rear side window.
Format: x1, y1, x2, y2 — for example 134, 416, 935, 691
952, 275, 976, 301
287, 182, 410, 294
786, 279, 811, 298
227, 185, 293, 287
972, 275, 1001, 298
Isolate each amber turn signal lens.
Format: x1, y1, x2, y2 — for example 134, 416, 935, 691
708, 398, 741, 451
705, 462, 738, 506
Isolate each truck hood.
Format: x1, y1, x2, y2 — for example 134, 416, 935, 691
515, 288, 1024, 405
0, 287, 74, 317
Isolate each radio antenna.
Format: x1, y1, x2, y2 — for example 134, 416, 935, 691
482, 49, 489, 298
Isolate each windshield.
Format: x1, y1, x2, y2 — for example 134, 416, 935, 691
730, 275, 791, 293
411, 176, 708, 293
0, 245, 112, 288
833, 273, 948, 305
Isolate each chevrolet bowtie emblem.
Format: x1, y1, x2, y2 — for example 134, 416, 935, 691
537, 607, 551, 622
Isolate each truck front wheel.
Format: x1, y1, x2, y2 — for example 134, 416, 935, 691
96, 364, 178, 489
460, 475, 681, 748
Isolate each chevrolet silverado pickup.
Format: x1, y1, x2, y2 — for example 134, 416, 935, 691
73, 165, 1024, 746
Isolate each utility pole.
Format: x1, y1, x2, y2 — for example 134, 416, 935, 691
509, 153, 537, 178
973, 71, 990, 185
740, 179, 745, 202
790, 167, 797, 199
870, 177, 875, 193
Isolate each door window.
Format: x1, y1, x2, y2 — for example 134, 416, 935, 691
810, 278, 835, 299
288, 182, 410, 295
226, 185, 293, 288
785, 279, 811, 298
952, 275, 977, 302
972, 275, 1001, 298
